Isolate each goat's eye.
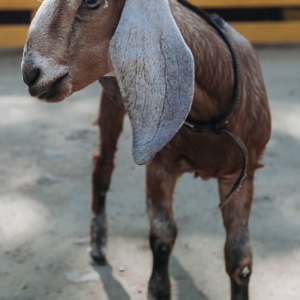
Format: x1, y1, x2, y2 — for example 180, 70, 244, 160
83, 0, 104, 9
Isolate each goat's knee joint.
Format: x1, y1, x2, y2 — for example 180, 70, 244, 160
230, 259, 252, 286
225, 232, 252, 285
150, 218, 177, 249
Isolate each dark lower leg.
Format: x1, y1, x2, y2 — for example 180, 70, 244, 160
148, 214, 177, 300
90, 179, 108, 265
90, 92, 125, 264
226, 229, 252, 300
219, 174, 254, 300
146, 158, 178, 300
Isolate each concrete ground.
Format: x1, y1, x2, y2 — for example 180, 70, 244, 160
0, 46, 299, 300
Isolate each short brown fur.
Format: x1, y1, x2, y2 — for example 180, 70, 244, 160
22, 1, 271, 299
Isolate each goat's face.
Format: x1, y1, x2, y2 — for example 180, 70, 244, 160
22, 0, 195, 165
22, 0, 123, 102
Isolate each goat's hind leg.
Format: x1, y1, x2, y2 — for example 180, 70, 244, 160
90, 89, 125, 265
146, 158, 178, 300
218, 172, 255, 300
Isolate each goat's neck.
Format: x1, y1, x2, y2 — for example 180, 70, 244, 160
171, 1, 235, 122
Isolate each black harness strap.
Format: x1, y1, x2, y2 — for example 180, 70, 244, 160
177, 0, 249, 208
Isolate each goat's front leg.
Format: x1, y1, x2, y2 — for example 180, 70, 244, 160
91, 91, 125, 265
218, 172, 254, 300
146, 158, 178, 300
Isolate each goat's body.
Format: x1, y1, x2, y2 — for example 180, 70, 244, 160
171, 1, 270, 177
93, 3, 271, 299
22, 0, 271, 299
101, 1, 270, 180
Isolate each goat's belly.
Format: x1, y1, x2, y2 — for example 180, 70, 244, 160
162, 129, 250, 179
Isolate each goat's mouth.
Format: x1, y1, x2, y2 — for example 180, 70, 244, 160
29, 73, 71, 103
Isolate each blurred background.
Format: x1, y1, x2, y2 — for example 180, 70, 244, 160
1, 0, 300, 46
0, 1, 300, 300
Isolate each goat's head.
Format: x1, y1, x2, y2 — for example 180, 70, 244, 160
22, 0, 195, 164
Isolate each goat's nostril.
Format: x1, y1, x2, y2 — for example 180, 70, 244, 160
23, 68, 40, 86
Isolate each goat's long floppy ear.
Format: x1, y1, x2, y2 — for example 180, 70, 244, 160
110, 0, 194, 165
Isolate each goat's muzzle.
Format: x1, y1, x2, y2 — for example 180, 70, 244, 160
22, 51, 71, 103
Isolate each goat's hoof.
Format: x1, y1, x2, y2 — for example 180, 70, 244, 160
148, 281, 171, 300
90, 252, 107, 266
90, 248, 107, 266
148, 291, 171, 300
231, 281, 249, 300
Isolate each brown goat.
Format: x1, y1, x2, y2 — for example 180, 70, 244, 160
21, 0, 271, 299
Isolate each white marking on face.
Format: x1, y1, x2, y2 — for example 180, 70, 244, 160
26, 50, 69, 84
103, 0, 109, 9
29, 0, 59, 32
